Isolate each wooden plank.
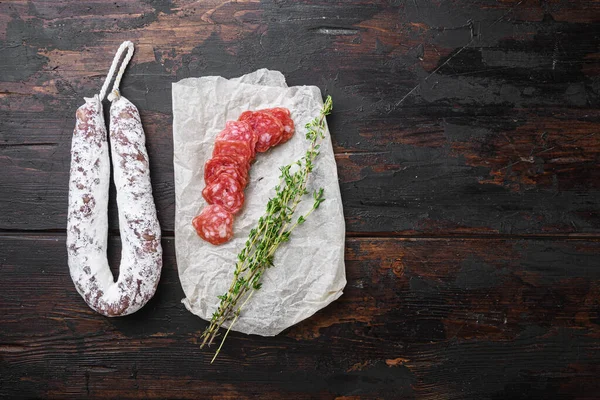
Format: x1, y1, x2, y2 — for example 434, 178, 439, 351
0, 111, 175, 232
2, 108, 599, 234
2, 1, 600, 399
2, 1, 600, 235
1, 235, 599, 399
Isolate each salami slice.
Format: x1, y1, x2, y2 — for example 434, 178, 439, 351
264, 107, 294, 144
238, 111, 254, 123
204, 156, 248, 187
213, 139, 253, 165
192, 204, 234, 245
216, 121, 258, 159
202, 172, 245, 214
241, 111, 284, 153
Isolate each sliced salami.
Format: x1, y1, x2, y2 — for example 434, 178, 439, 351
202, 172, 245, 214
194, 106, 294, 245
264, 107, 295, 144
192, 204, 234, 245
213, 139, 253, 165
238, 111, 254, 123
241, 111, 284, 152
217, 121, 258, 156
204, 156, 248, 187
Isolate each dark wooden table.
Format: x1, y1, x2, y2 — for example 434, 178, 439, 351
2, 1, 600, 399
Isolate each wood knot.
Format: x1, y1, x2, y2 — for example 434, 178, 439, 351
391, 258, 405, 278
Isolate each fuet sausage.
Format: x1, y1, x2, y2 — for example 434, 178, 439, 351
66, 42, 162, 317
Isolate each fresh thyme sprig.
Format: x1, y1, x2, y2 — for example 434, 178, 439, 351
200, 96, 333, 362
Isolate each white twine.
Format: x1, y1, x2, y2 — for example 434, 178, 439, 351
98, 41, 135, 102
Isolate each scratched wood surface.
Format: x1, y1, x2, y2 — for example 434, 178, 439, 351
1, 0, 599, 399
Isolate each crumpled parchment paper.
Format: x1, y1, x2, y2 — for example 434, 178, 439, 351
172, 69, 346, 336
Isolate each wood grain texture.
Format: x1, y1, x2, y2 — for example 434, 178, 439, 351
1, 236, 599, 399
2, 0, 600, 235
1, 0, 600, 398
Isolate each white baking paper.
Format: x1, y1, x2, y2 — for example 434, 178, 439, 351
172, 69, 346, 336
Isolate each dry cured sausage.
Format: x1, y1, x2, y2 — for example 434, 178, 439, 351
213, 139, 253, 165
192, 204, 234, 245
204, 156, 249, 187
66, 41, 162, 317
216, 121, 258, 159
202, 172, 245, 214
239, 110, 284, 152
264, 107, 294, 144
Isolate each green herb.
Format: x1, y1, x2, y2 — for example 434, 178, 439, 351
200, 96, 333, 362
